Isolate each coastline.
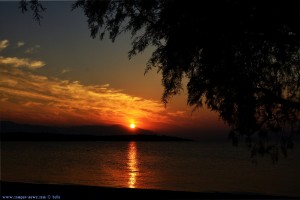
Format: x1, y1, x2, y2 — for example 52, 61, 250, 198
0, 132, 192, 142
1, 181, 296, 199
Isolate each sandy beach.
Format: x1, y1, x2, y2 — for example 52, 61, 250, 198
1, 181, 296, 199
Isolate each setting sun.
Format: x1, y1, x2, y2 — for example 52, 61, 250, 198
130, 123, 136, 129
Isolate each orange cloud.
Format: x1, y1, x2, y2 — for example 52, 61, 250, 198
0, 39, 9, 51
0, 63, 228, 133
0, 65, 173, 130
0, 56, 45, 69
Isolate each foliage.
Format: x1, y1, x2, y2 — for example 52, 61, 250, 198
19, 0, 46, 23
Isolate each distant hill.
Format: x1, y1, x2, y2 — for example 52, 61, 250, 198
0, 121, 153, 135
0, 121, 191, 141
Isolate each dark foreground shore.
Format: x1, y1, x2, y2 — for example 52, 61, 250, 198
0, 181, 296, 199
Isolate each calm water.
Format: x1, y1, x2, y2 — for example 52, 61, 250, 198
1, 141, 300, 196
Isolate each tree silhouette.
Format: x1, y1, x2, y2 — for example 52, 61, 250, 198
20, 0, 300, 161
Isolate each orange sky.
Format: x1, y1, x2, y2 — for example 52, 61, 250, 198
0, 58, 226, 134
0, 2, 228, 138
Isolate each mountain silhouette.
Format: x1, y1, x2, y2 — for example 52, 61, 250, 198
0, 121, 191, 141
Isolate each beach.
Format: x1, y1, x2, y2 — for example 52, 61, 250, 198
1, 181, 294, 199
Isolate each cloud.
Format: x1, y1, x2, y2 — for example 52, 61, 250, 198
0, 66, 171, 130
17, 41, 25, 47
0, 56, 45, 69
61, 69, 71, 74
25, 45, 40, 54
0, 39, 9, 51
167, 111, 185, 117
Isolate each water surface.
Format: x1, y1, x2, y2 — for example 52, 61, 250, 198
1, 141, 300, 196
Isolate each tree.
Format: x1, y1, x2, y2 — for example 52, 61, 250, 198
20, 0, 300, 161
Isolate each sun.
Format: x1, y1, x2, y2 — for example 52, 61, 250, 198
129, 123, 136, 129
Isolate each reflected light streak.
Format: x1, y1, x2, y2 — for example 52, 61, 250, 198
128, 142, 138, 188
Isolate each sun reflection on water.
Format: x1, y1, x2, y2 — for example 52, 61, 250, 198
128, 142, 138, 188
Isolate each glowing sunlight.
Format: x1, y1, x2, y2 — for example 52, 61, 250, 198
127, 142, 138, 188
130, 123, 136, 129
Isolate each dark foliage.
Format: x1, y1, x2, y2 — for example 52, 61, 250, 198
19, 0, 300, 161
19, 0, 46, 23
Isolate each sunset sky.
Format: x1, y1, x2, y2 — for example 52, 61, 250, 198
0, 2, 228, 139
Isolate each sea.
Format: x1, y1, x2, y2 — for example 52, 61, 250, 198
1, 141, 300, 197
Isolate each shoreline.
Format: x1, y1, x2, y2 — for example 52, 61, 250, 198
1, 181, 296, 199
0, 133, 192, 142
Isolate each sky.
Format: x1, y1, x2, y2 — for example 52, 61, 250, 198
0, 1, 229, 139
